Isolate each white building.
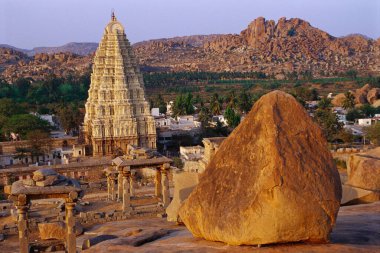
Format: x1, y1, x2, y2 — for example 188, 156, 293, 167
357, 117, 380, 126
210, 115, 227, 126
151, 108, 160, 117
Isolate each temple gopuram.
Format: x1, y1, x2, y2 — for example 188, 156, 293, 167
83, 13, 156, 156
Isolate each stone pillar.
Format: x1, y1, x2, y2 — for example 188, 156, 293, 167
65, 191, 78, 253
16, 195, 29, 253
129, 173, 134, 197
161, 168, 170, 208
155, 168, 162, 198
117, 168, 123, 202
110, 176, 117, 201
106, 175, 111, 200
122, 171, 131, 212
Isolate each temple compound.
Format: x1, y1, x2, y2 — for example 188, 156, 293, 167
83, 13, 156, 156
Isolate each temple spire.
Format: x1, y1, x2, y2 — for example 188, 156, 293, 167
111, 10, 116, 21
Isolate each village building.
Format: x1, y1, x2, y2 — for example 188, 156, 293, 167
83, 13, 156, 157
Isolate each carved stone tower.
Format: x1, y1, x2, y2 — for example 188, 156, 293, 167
83, 13, 156, 156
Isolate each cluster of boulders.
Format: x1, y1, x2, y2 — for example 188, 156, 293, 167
22, 169, 71, 187
332, 84, 380, 107
179, 91, 342, 245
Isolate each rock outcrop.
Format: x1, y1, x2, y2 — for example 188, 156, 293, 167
332, 93, 346, 107
354, 84, 371, 105
179, 90, 342, 245
347, 147, 380, 191
367, 88, 380, 104
1, 17, 379, 82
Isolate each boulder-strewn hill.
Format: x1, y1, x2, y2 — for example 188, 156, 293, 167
1, 17, 379, 82
0, 42, 98, 56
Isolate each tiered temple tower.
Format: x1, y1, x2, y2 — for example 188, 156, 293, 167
83, 13, 156, 156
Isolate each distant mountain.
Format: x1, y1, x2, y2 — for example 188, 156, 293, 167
0, 42, 98, 56
0, 17, 379, 82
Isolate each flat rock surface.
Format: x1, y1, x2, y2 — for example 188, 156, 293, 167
76, 202, 380, 253
1, 202, 379, 253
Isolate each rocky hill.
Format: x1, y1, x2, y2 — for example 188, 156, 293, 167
1, 17, 379, 82
0, 42, 98, 56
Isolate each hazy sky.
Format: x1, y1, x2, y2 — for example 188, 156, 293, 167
0, 0, 379, 49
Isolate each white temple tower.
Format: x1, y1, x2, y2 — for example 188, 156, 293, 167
83, 13, 156, 156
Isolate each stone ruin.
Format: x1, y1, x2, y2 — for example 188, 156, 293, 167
7, 168, 83, 253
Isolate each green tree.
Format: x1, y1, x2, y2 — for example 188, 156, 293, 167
198, 104, 211, 127
346, 109, 363, 122
152, 94, 167, 114
14, 78, 31, 98
57, 104, 84, 135
224, 106, 241, 128
364, 123, 380, 145
2, 114, 51, 140
359, 104, 378, 117
238, 91, 253, 113
26, 130, 51, 163
0, 98, 26, 117
314, 109, 342, 142
172, 93, 194, 116
314, 97, 342, 141
342, 91, 355, 110
318, 97, 333, 110
209, 93, 223, 115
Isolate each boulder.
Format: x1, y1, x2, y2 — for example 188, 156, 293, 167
166, 171, 199, 222
179, 90, 342, 245
33, 168, 58, 182
372, 99, 380, 108
367, 88, 380, 104
347, 147, 380, 191
354, 84, 371, 105
331, 93, 346, 107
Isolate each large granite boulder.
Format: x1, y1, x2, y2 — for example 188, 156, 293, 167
331, 93, 346, 107
179, 91, 342, 245
347, 147, 380, 191
367, 88, 380, 104
354, 84, 371, 105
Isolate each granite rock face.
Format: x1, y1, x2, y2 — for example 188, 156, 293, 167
347, 147, 380, 191
179, 90, 342, 245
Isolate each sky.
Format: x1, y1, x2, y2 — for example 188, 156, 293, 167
0, 0, 379, 49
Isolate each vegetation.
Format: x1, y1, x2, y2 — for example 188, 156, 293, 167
364, 123, 380, 145
313, 98, 342, 142
342, 91, 355, 110
1, 114, 51, 140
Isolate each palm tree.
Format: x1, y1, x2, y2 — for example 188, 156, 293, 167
210, 93, 223, 115
342, 91, 355, 110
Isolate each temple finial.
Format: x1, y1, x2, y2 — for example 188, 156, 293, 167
111, 9, 116, 21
